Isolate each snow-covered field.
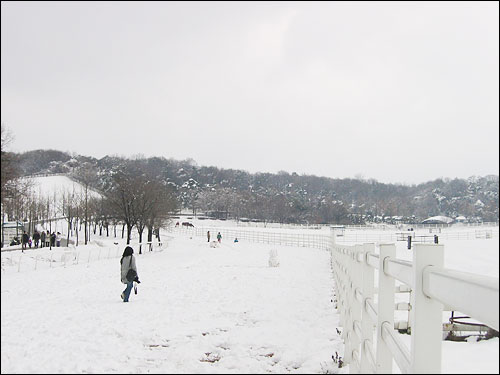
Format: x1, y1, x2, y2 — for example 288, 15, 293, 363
1, 176, 498, 373
1, 223, 498, 374
1, 232, 343, 374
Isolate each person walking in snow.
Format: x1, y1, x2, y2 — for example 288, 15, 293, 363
33, 230, 40, 248
120, 246, 139, 303
40, 230, 46, 248
45, 231, 51, 247
21, 231, 29, 251
217, 232, 222, 243
207, 231, 210, 242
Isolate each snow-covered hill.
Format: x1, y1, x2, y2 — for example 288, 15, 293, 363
22, 175, 102, 201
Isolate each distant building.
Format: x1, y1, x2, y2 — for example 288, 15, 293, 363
331, 225, 345, 237
2, 221, 26, 246
206, 210, 229, 220
421, 216, 454, 225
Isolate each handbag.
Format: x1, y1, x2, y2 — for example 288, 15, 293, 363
126, 256, 137, 282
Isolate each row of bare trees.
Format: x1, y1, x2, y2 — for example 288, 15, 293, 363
103, 162, 178, 252
1, 128, 179, 249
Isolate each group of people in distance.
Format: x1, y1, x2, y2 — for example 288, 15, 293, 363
206, 230, 223, 243
19, 230, 62, 251
206, 231, 238, 243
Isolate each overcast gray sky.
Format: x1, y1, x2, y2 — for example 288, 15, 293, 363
2, 1, 499, 185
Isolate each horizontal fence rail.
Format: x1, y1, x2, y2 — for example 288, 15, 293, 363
334, 228, 499, 243
423, 268, 499, 331
330, 228, 499, 374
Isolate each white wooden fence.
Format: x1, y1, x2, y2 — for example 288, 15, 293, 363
330, 232, 499, 373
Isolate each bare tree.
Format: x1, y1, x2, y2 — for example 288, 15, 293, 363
104, 167, 141, 245
72, 163, 98, 245
60, 186, 80, 247
105, 162, 178, 248
1, 123, 17, 200
1, 124, 18, 246
132, 178, 177, 253
143, 181, 178, 252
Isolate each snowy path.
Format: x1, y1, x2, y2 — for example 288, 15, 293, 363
1, 235, 344, 373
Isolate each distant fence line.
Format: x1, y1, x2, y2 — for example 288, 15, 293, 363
5, 223, 497, 259
336, 228, 499, 243
170, 225, 498, 250
168, 225, 331, 250
229, 221, 499, 231
3, 223, 498, 274
0, 240, 166, 275
26, 172, 69, 178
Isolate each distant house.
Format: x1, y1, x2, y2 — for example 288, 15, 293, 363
331, 225, 345, 236
206, 210, 229, 220
392, 216, 405, 224
421, 216, 454, 225
2, 221, 26, 245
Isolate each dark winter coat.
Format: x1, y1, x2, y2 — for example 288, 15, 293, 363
22, 233, 29, 244
41, 232, 46, 241
33, 232, 41, 241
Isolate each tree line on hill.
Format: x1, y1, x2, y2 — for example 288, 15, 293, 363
2, 132, 178, 248
2, 147, 499, 236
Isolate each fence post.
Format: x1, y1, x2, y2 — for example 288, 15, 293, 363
337, 249, 347, 331
409, 243, 444, 373
360, 243, 375, 373
376, 243, 395, 373
349, 244, 364, 373
331, 227, 337, 248
336, 247, 351, 364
